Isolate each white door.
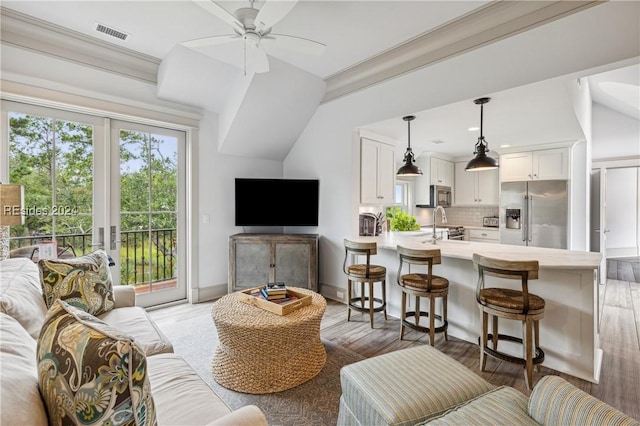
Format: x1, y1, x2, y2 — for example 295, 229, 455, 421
2, 101, 105, 260
2, 101, 187, 307
606, 167, 638, 258
110, 121, 187, 307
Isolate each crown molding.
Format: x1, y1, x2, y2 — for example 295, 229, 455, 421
495, 140, 582, 155
0, 7, 160, 84
322, 1, 604, 103
1, 79, 201, 129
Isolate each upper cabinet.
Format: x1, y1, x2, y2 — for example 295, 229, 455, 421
454, 162, 499, 205
500, 148, 569, 182
415, 154, 454, 206
360, 138, 396, 204
431, 157, 454, 187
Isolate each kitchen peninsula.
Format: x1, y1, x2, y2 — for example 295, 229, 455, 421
352, 232, 603, 383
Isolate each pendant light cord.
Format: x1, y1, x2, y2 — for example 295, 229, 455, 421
479, 102, 484, 140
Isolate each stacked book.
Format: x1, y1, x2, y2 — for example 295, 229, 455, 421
248, 282, 300, 305
262, 282, 287, 300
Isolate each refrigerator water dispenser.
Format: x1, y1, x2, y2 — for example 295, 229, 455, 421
506, 209, 521, 229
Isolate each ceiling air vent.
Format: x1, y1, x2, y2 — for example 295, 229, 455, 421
94, 22, 129, 41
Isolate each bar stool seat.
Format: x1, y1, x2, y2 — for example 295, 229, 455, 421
473, 253, 545, 390
397, 246, 449, 346
346, 264, 386, 278
401, 274, 449, 291
343, 239, 387, 328
479, 288, 545, 313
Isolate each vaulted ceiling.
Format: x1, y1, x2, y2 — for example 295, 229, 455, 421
1, 1, 638, 161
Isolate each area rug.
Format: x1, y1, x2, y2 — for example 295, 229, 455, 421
155, 311, 365, 426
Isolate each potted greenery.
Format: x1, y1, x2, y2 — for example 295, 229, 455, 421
389, 211, 421, 231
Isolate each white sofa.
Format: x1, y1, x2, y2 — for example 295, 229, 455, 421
0, 257, 268, 426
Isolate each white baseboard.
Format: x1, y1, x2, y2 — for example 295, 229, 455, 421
606, 247, 639, 258
319, 282, 347, 304
191, 284, 227, 303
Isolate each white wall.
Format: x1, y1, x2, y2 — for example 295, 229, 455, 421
284, 1, 640, 291
566, 78, 592, 251
592, 104, 640, 160
195, 110, 284, 301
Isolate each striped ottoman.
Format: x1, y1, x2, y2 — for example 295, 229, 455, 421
338, 345, 495, 426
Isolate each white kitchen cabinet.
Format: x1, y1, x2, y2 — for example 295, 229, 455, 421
431, 157, 454, 186
467, 228, 499, 243
454, 161, 499, 205
415, 155, 454, 206
360, 138, 396, 204
500, 148, 569, 182
414, 155, 431, 206
534, 149, 569, 180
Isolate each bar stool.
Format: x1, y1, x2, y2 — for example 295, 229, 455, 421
473, 253, 545, 389
396, 246, 449, 346
343, 239, 387, 328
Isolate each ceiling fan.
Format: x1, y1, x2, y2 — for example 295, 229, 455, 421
184, 0, 326, 74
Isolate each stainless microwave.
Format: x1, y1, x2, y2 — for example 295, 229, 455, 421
430, 185, 452, 207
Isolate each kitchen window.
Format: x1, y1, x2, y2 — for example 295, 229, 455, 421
393, 180, 412, 214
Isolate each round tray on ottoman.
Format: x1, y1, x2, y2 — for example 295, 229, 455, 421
211, 287, 327, 394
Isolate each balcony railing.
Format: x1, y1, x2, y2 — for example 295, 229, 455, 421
9, 229, 177, 287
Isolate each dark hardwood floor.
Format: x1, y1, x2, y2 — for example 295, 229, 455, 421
151, 277, 640, 420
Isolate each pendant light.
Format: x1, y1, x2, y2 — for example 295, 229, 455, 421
465, 97, 499, 171
397, 115, 423, 176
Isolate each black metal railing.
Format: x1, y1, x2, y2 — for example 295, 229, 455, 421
9, 229, 177, 287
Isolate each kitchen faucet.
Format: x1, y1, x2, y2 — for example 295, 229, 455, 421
430, 205, 448, 244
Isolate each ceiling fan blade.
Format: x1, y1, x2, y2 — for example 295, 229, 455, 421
182, 34, 240, 48
254, 0, 299, 33
193, 0, 243, 33
263, 34, 326, 56
246, 42, 270, 74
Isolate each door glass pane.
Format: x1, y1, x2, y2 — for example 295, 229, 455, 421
8, 112, 93, 260
119, 130, 178, 295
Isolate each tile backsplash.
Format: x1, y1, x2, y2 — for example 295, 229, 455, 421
415, 206, 499, 227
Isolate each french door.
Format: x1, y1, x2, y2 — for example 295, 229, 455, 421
109, 121, 186, 307
2, 101, 187, 307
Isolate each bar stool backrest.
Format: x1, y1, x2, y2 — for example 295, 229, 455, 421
343, 239, 378, 278
472, 253, 539, 314
397, 246, 442, 291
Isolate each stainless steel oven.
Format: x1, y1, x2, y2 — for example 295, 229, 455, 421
447, 226, 465, 240
430, 185, 452, 207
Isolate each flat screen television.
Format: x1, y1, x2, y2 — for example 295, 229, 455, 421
235, 178, 319, 226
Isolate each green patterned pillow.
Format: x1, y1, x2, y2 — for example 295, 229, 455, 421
37, 300, 156, 426
39, 250, 115, 316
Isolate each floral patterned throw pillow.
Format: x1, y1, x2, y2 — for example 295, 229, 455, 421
39, 249, 115, 316
37, 300, 156, 426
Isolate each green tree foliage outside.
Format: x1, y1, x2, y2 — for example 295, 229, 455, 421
8, 113, 178, 287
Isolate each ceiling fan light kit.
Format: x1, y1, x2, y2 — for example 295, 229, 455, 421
397, 115, 423, 176
465, 97, 499, 172
185, 0, 326, 75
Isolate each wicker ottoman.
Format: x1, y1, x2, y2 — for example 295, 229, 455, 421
338, 345, 496, 426
211, 287, 327, 394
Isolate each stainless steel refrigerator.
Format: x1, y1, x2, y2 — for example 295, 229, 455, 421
499, 181, 568, 249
